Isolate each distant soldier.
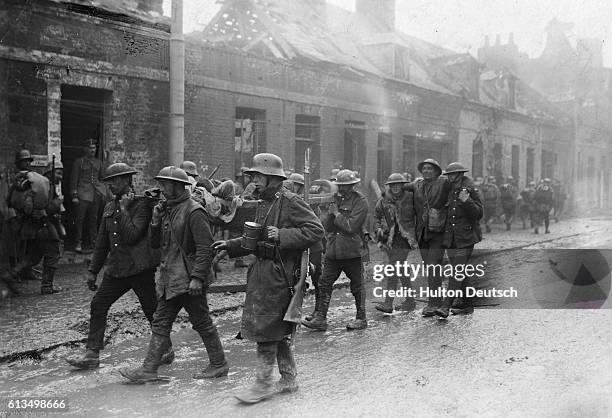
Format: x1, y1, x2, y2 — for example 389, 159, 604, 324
480, 176, 500, 233
302, 169, 369, 331
213, 153, 324, 403
373, 173, 418, 314
473, 176, 484, 187
434, 163, 483, 318
121, 166, 228, 383
518, 181, 536, 229
180, 160, 200, 192
1, 149, 62, 295
285, 173, 305, 195
43, 159, 67, 241
70, 139, 105, 253
552, 179, 567, 222
499, 176, 518, 231
66, 163, 173, 370
533, 178, 554, 234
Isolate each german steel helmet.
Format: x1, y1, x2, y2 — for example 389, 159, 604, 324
44, 160, 64, 175
444, 162, 469, 175
506, 175, 514, 182
154, 166, 192, 185
244, 153, 287, 178
289, 173, 305, 185
417, 158, 442, 175
330, 168, 340, 181
103, 163, 137, 181
334, 169, 360, 185
179, 161, 198, 177
385, 173, 408, 185
15, 149, 33, 163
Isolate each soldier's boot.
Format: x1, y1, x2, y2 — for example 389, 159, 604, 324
160, 343, 175, 365
347, 289, 367, 330
20, 268, 41, 281
120, 333, 168, 382
276, 339, 298, 393
451, 284, 474, 315
395, 297, 416, 312
41, 268, 62, 295
302, 290, 330, 331
422, 275, 442, 317
66, 349, 100, 370
374, 295, 394, 314
304, 286, 320, 321
0, 269, 20, 295
235, 343, 277, 404
193, 328, 229, 379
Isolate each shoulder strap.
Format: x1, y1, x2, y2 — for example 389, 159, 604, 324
166, 207, 195, 276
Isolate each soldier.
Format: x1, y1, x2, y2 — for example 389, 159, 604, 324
1, 149, 62, 295
286, 173, 305, 195
180, 160, 199, 192
552, 179, 567, 222
43, 160, 67, 242
70, 139, 105, 253
411, 159, 450, 316
433, 163, 483, 318
533, 178, 554, 234
121, 166, 228, 382
373, 173, 418, 314
519, 181, 536, 229
499, 176, 518, 231
65, 163, 175, 369
302, 169, 369, 331
480, 176, 500, 233
212, 153, 324, 403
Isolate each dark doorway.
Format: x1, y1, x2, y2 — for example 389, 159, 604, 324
344, 121, 366, 176
60, 85, 108, 245
295, 115, 320, 179
235, 107, 266, 172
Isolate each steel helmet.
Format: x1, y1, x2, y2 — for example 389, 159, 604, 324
488, 176, 497, 183
334, 169, 360, 185
244, 153, 287, 178
444, 162, 469, 175
330, 168, 340, 181
44, 160, 64, 175
103, 163, 137, 181
506, 175, 514, 182
154, 166, 192, 185
15, 149, 33, 163
179, 161, 198, 177
385, 173, 408, 185
543, 178, 551, 183
288, 173, 305, 185
417, 158, 442, 176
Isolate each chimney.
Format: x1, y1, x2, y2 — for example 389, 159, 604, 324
356, 0, 396, 32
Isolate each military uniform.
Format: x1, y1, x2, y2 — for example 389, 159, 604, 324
499, 179, 518, 230
533, 180, 554, 234
435, 163, 483, 318
373, 173, 417, 313
70, 140, 105, 251
480, 177, 500, 233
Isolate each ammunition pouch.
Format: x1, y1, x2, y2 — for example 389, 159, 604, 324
255, 241, 277, 260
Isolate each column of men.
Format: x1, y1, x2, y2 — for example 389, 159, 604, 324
0, 145, 564, 404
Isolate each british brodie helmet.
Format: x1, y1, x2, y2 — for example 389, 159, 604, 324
385, 173, 408, 185
334, 169, 360, 185
154, 166, 192, 185
103, 163, 138, 181
417, 158, 442, 176
444, 162, 469, 175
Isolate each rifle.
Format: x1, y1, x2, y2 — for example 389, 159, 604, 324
208, 164, 221, 180
49, 154, 67, 238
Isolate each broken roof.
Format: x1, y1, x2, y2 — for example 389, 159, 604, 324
49, 0, 169, 26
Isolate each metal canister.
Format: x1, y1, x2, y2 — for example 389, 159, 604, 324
241, 221, 263, 251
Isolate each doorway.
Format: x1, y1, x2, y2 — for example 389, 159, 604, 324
60, 85, 109, 246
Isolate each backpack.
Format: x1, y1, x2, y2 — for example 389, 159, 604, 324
500, 184, 514, 201
9, 171, 50, 214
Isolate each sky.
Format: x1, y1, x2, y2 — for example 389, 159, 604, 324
162, 0, 612, 67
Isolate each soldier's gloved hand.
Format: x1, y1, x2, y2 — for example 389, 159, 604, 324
267, 226, 280, 242
151, 202, 164, 225
212, 240, 228, 252
458, 189, 470, 203
189, 278, 203, 296
87, 272, 98, 291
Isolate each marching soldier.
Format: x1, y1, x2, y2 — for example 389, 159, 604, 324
552, 179, 567, 222
373, 173, 418, 314
70, 138, 105, 253
499, 176, 518, 231
213, 153, 324, 403
433, 163, 483, 318
480, 176, 500, 233
121, 166, 228, 382
65, 163, 173, 370
1, 149, 63, 295
302, 169, 369, 331
533, 178, 554, 234
411, 159, 450, 316
519, 181, 536, 229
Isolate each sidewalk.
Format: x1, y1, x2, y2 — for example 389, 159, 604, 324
0, 215, 605, 362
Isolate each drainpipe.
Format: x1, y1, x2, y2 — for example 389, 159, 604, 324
169, 0, 185, 165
